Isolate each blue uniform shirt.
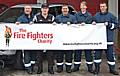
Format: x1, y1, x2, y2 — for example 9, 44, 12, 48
17, 14, 34, 23
55, 14, 77, 24
93, 12, 118, 43
75, 11, 92, 24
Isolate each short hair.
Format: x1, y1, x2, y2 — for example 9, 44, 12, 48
41, 3, 49, 8
24, 4, 32, 8
62, 4, 69, 8
80, 1, 87, 6
100, 1, 108, 6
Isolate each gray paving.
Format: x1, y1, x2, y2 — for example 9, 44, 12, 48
3, 59, 120, 76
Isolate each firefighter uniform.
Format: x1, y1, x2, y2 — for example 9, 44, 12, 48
33, 13, 55, 74
72, 11, 93, 73
55, 14, 77, 73
93, 12, 119, 75
17, 13, 36, 74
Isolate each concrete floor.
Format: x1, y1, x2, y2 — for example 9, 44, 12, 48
3, 59, 120, 76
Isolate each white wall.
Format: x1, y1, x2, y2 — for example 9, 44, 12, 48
108, 0, 118, 18
108, 0, 119, 47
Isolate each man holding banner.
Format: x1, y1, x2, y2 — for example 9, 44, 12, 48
32, 3, 55, 74
16, 5, 35, 74
55, 4, 77, 73
93, 2, 119, 75
72, 1, 93, 73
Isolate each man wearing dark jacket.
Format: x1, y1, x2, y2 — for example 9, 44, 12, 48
16, 5, 36, 74
32, 3, 55, 74
72, 1, 93, 73
93, 2, 119, 75
55, 4, 77, 73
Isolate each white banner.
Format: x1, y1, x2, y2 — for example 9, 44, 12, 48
0, 23, 107, 50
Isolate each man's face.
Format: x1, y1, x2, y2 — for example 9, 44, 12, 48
41, 7, 49, 15
62, 6, 69, 16
100, 3, 107, 13
24, 5, 32, 15
80, 3, 87, 12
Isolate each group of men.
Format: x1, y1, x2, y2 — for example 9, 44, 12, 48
16, 1, 119, 75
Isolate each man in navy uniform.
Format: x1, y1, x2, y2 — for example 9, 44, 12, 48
72, 1, 93, 73
32, 3, 55, 74
16, 5, 36, 74
93, 2, 119, 75
55, 4, 77, 73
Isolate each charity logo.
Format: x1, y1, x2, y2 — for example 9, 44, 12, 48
14, 28, 53, 44
4, 26, 12, 47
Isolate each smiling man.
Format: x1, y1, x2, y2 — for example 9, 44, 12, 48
93, 2, 119, 75
32, 3, 55, 74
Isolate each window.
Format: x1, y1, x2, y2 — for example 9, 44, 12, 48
0, 8, 23, 23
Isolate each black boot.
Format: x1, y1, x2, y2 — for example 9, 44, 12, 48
72, 65, 79, 72
56, 66, 63, 73
26, 67, 33, 74
48, 66, 54, 74
32, 65, 38, 74
110, 70, 119, 75
94, 64, 100, 75
109, 65, 119, 75
87, 64, 94, 73
33, 64, 43, 74
37, 65, 43, 74
66, 66, 72, 73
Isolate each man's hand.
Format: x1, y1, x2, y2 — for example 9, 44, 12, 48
67, 22, 71, 25
52, 22, 57, 25
92, 21, 96, 25
29, 21, 33, 25
81, 22, 85, 26
104, 22, 109, 26
15, 22, 20, 25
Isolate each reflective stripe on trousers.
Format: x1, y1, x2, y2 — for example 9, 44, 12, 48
74, 62, 81, 65
86, 61, 93, 64
94, 59, 102, 63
